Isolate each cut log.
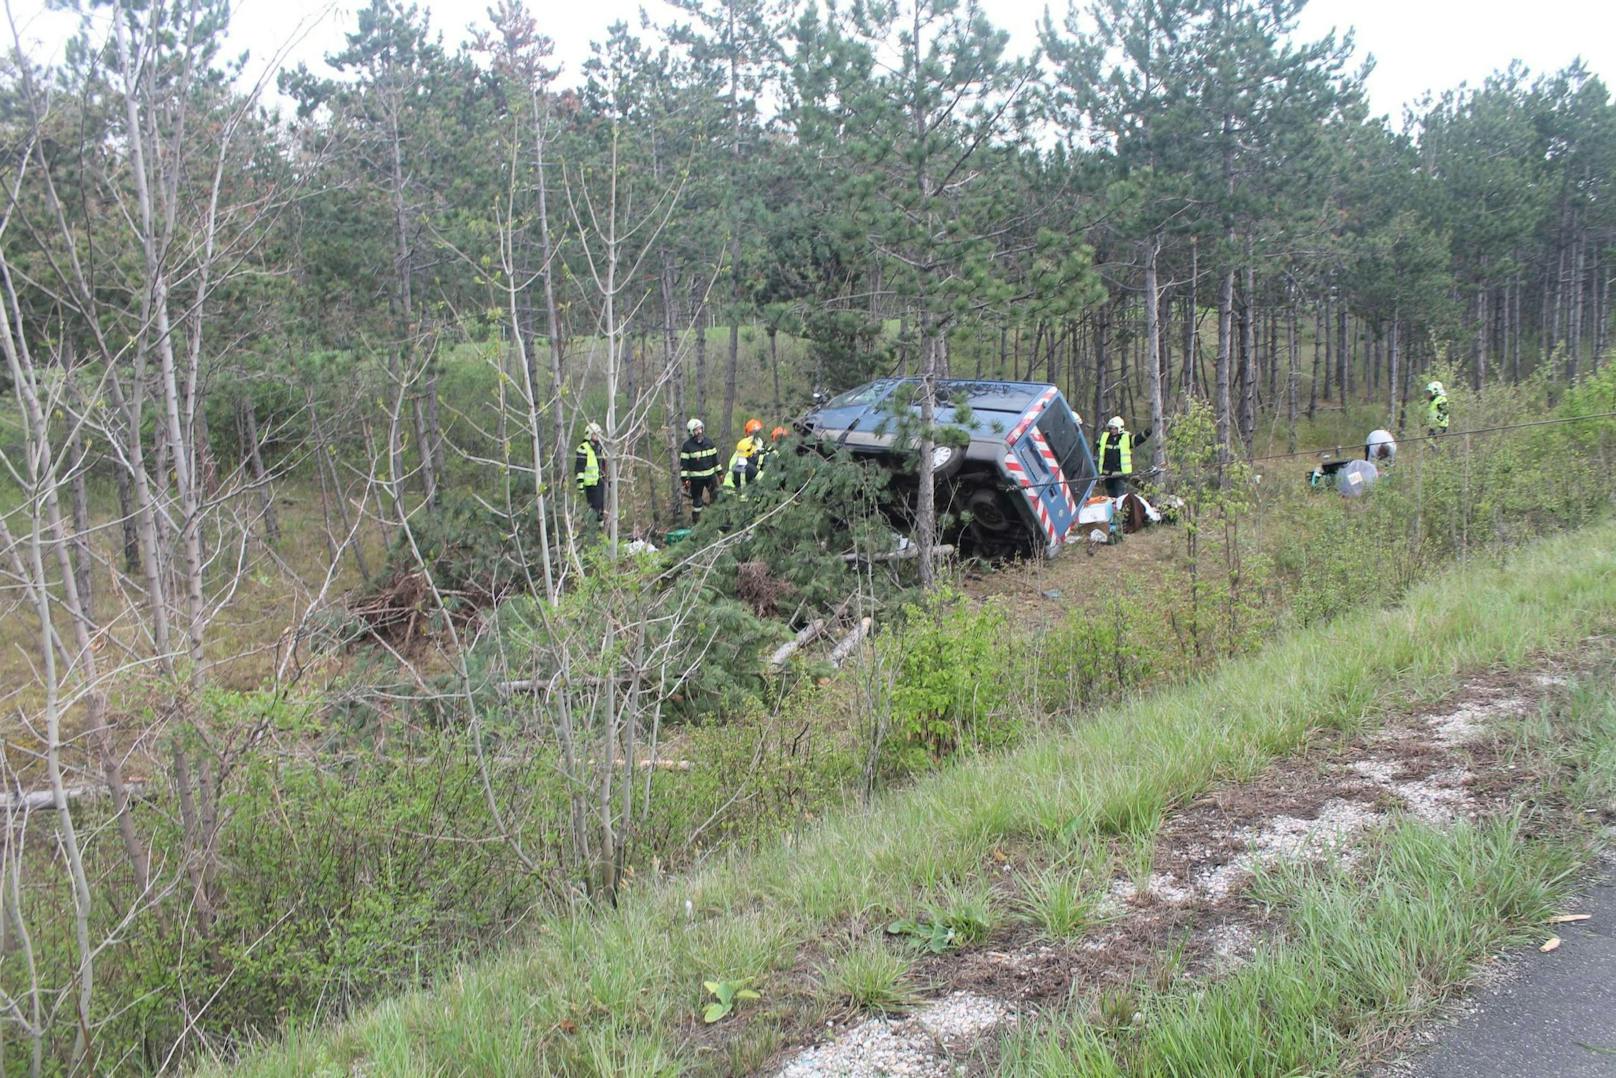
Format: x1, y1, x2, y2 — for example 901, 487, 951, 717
829, 616, 874, 667
2, 781, 150, 812
840, 544, 955, 564
613, 758, 693, 772
770, 618, 827, 669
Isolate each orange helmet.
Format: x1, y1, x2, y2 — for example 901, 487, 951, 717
744, 418, 764, 436
770, 426, 788, 441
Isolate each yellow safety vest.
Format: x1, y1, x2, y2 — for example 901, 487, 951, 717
1097, 431, 1133, 475
1427, 394, 1449, 432
576, 440, 600, 489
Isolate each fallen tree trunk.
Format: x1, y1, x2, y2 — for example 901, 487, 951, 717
769, 594, 859, 669
3, 781, 151, 812
839, 544, 955, 564
829, 616, 874, 668
769, 619, 826, 669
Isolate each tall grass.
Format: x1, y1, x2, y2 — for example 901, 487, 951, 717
217, 521, 1616, 1076
994, 812, 1586, 1076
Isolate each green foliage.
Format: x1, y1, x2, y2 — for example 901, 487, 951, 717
884, 916, 959, 953
691, 443, 895, 617
881, 592, 1014, 771
378, 490, 544, 610
472, 547, 776, 722
1024, 600, 1155, 714
886, 880, 996, 953
1015, 865, 1107, 942
701, 978, 761, 1023
820, 940, 915, 1013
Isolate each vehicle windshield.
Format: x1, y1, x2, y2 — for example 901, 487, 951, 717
823, 381, 896, 410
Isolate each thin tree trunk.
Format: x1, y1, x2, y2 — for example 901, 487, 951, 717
1336, 303, 1349, 403
723, 319, 740, 445
916, 323, 940, 586
1239, 257, 1256, 452
1309, 298, 1321, 419
1568, 228, 1585, 380
1144, 234, 1166, 471
1215, 262, 1235, 466
1093, 307, 1109, 427
1387, 312, 1400, 429
1286, 299, 1299, 452
693, 299, 708, 421
241, 397, 279, 544
1182, 239, 1198, 397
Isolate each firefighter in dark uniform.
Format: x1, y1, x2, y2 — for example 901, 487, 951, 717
679, 417, 720, 523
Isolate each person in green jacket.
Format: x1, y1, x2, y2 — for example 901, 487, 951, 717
1425, 381, 1450, 443
575, 422, 606, 522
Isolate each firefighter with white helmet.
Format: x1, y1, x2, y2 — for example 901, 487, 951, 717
679, 417, 720, 523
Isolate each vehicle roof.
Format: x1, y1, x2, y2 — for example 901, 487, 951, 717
809, 378, 1080, 443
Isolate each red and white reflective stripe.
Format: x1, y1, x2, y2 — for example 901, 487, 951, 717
1004, 387, 1059, 446
1030, 430, 1077, 513
1004, 452, 1059, 545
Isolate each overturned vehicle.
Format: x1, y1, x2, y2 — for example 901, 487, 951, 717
798, 378, 1099, 558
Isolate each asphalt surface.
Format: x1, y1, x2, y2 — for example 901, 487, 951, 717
1397, 870, 1616, 1078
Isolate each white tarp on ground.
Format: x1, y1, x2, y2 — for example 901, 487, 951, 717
1335, 458, 1378, 497
1118, 493, 1163, 523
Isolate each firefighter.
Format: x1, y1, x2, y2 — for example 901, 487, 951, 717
1425, 381, 1449, 443
680, 417, 720, 524
1095, 416, 1151, 499
575, 422, 606, 522
724, 419, 765, 493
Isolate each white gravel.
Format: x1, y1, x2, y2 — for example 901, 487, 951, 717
775, 683, 1538, 1075
1427, 693, 1528, 746
774, 993, 1012, 1077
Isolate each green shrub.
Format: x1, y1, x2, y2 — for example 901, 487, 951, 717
882, 592, 1015, 771
1026, 600, 1156, 714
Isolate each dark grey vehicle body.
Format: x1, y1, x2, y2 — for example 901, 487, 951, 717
799, 378, 1100, 556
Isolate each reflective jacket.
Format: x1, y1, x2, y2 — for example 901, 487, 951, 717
723, 436, 761, 490
575, 439, 602, 490
680, 435, 719, 481
1426, 394, 1449, 432
1095, 430, 1134, 475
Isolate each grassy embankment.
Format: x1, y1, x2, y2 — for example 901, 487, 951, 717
216, 518, 1616, 1076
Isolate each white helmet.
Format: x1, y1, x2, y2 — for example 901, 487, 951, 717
1107, 416, 1124, 431
585, 421, 604, 439
687, 417, 704, 434
1426, 381, 1444, 396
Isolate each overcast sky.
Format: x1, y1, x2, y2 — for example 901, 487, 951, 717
8, 0, 1613, 122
